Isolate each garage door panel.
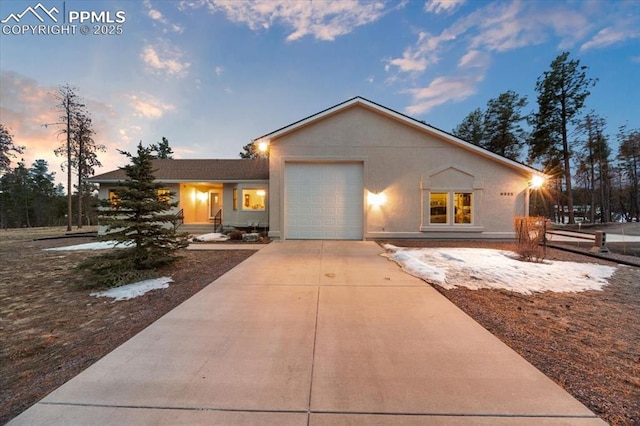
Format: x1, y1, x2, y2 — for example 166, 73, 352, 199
285, 163, 363, 240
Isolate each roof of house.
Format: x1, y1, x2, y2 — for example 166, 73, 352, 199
90, 159, 269, 183
254, 96, 543, 177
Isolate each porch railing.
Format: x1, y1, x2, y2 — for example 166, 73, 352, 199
173, 208, 184, 231
213, 209, 222, 233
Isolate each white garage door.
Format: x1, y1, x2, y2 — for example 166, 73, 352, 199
285, 163, 363, 240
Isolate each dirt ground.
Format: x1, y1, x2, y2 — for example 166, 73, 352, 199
386, 240, 640, 425
1, 229, 639, 425
0, 229, 256, 424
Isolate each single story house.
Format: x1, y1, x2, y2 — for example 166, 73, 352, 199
91, 96, 545, 240
90, 159, 269, 232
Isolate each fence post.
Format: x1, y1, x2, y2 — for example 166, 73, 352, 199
589, 231, 610, 253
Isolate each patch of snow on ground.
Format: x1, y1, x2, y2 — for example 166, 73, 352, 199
90, 277, 173, 301
382, 244, 617, 294
193, 233, 229, 242
45, 241, 131, 251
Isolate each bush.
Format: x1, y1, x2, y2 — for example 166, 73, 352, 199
228, 230, 244, 240
76, 248, 158, 288
514, 216, 547, 262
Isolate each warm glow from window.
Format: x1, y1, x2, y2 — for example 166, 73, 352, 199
454, 192, 472, 224
242, 189, 266, 211
367, 191, 387, 207
108, 190, 121, 208
430, 193, 448, 224
530, 175, 546, 190
157, 188, 171, 204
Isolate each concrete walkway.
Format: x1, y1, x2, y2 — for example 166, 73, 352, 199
10, 241, 604, 425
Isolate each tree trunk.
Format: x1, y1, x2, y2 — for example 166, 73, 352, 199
561, 97, 575, 224
77, 140, 83, 229
66, 108, 72, 232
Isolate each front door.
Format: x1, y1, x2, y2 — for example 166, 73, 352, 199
209, 191, 221, 219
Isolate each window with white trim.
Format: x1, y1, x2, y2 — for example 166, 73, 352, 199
429, 192, 473, 225
242, 188, 266, 211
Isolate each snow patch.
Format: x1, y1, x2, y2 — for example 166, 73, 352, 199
45, 241, 131, 251
90, 277, 173, 301
382, 245, 617, 294
193, 233, 229, 242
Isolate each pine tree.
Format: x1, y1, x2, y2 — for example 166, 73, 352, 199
617, 126, 640, 222
452, 91, 528, 161
529, 52, 597, 224
80, 142, 188, 287
452, 108, 484, 146
155, 137, 174, 159
0, 124, 24, 175
482, 90, 528, 161
73, 112, 104, 227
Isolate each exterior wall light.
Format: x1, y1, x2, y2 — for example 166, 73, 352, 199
529, 175, 546, 190
368, 191, 387, 207
257, 140, 269, 153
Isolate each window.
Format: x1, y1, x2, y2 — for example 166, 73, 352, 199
429, 193, 448, 224
157, 188, 171, 205
108, 190, 121, 208
233, 188, 238, 210
242, 188, 266, 211
429, 192, 473, 225
454, 192, 472, 224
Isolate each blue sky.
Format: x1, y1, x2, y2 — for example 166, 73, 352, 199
1, 0, 638, 189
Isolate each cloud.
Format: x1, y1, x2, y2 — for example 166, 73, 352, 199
632, 56, 640, 63
387, 1, 612, 115
458, 49, 489, 69
214, 66, 224, 76
179, 0, 389, 42
404, 75, 481, 115
469, 2, 544, 53
424, 0, 465, 15
127, 93, 176, 119
580, 26, 640, 51
141, 43, 191, 77
144, 0, 184, 33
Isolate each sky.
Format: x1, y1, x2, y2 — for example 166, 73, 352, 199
1, 0, 639, 191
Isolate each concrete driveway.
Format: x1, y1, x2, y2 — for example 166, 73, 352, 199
10, 241, 605, 425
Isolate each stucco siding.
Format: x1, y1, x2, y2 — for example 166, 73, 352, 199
268, 104, 532, 240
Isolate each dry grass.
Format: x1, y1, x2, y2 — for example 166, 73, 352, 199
0, 233, 255, 424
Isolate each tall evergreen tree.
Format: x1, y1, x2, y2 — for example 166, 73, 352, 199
72, 113, 104, 228
452, 91, 528, 161
0, 124, 24, 175
528, 52, 597, 224
617, 126, 640, 222
155, 137, 174, 159
81, 143, 188, 287
482, 90, 528, 161
575, 113, 611, 222
452, 108, 484, 146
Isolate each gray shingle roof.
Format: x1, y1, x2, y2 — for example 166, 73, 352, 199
90, 159, 269, 182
